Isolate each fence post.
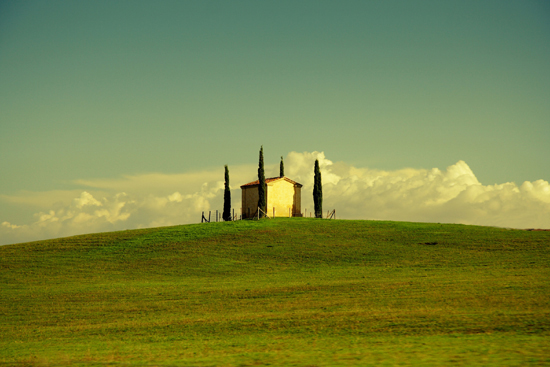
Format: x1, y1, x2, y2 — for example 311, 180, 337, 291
209, 211, 211, 222
273, 207, 275, 218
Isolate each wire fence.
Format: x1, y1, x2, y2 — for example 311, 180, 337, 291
201, 208, 335, 222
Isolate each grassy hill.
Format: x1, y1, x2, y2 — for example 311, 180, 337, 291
1, 218, 549, 366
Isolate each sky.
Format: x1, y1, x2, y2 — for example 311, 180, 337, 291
1, 0, 549, 245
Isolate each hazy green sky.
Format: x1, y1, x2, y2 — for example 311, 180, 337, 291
1, 1, 549, 244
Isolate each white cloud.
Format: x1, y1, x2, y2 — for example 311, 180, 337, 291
2, 221, 21, 230
1, 152, 549, 245
168, 192, 183, 203
290, 153, 550, 229
73, 191, 103, 208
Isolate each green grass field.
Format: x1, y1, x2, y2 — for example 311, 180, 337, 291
1, 218, 549, 366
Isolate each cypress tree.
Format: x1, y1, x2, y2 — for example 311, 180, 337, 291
223, 165, 231, 221
280, 156, 284, 177
313, 159, 323, 218
257, 146, 267, 218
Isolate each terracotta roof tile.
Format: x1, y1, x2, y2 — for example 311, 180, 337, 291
240, 176, 302, 188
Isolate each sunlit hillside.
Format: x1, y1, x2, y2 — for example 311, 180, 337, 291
1, 218, 549, 366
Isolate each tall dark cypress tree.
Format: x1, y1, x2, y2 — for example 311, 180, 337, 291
223, 165, 231, 221
257, 146, 267, 218
313, 159, 323, 218
280, 156, 284, 177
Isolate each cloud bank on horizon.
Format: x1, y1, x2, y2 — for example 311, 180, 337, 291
1, 152, 549, 245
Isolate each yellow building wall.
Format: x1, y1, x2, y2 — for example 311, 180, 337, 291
267, 180, 296, 217
294, 186, 301, 215
241, 186, 259, 219
241, 178, 302, 218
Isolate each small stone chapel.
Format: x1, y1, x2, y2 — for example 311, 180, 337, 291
240, 176, 302, 219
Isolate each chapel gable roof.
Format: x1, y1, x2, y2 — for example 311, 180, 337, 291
240, 176, 303, 188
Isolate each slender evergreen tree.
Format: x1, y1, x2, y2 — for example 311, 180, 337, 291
280, 156, 284, 177
223, 165, 231, 221
258, 146, 267, 218
313, 159, 323, 218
